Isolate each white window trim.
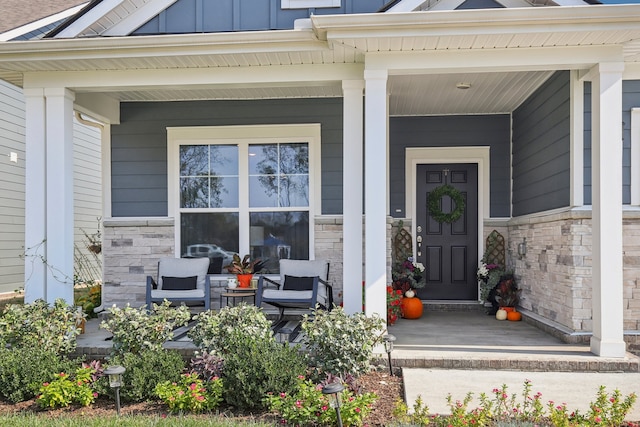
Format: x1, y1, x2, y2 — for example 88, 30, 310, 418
405, 146, 490, 285
631, 107, 640, 206
281, 0, 340, 9
167, 123, 321, 261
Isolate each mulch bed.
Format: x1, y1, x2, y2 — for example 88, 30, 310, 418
0, 370, 404, 426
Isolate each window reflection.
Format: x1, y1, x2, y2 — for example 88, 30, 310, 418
249, 143, 309, 208
180, 145, 239, 208
249, 212, 309, 274
181, 213, 239, 274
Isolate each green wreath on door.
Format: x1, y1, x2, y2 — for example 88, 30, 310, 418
427, 184, 465, 224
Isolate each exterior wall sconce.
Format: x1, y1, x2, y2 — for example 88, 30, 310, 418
382, 333, 396, 376
322, 382, 345, 427
517, 238, 527, 259
104, 365, 126, 416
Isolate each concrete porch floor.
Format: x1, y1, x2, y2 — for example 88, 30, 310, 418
388, 304, 640, 372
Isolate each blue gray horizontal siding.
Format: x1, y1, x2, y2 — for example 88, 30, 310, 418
512, 71, 570, 216
111, 99, 343, 217
583, 80, 640, 205
134, 0, 387, 34
389, 115, 511, 218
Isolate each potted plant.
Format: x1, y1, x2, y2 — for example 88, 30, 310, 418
496, 272, 520, 311
223, 254, 261, 288
386, 286, 403, 325
391, 256, 426, 319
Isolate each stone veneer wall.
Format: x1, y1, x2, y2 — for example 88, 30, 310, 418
508, 210, 640, 345
102, 216, 389, 309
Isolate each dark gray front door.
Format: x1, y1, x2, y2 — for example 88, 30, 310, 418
416, 163, 478, 300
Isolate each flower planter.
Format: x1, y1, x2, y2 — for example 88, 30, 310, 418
237, 274, 253, 288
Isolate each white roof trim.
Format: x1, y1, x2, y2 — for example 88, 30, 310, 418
0, 2, 88, 41
312, 4, 640, 40
55, 0, 123, 38
103, 0, 178, 36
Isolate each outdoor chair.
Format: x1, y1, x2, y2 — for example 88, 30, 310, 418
146, 257, 211, 311
256, 259, 332, 320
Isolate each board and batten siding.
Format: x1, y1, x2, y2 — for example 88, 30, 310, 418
512, 71, 571, 217
583, 80, 640, 205
389, 114, 512, 218
0, 80, 26, 294
111, 98, 344, 217
0, 79, 103, 293
134, 0, 387, 34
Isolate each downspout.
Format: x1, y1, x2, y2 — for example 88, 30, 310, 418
74, 111, 106, 314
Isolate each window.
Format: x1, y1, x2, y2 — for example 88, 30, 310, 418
168, 124, 321, 274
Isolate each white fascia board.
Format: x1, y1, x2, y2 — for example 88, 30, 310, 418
55, 0, 128, 38
0, 30, 323, 60
23, 63, 364, 89
365, 45, 623, 73
103, 0, 178, 36
312, 5, 640, 39
0, 3, 88, 41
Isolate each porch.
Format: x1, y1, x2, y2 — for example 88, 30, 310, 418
74, 303, 640, 373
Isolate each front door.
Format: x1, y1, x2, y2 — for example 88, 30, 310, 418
416, 163, 478, 300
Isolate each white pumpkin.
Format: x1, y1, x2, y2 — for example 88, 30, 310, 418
405, 289, 415, 298
495, 309, 508, 321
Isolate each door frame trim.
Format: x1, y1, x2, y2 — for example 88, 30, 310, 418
405, 146, 490, 299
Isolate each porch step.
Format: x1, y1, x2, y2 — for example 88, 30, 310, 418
387, 306, 640, 373
388, 348, 640, 373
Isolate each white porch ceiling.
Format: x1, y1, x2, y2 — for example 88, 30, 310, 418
95, 70, 553, 116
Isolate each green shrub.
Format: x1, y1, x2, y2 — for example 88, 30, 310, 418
100, 300, 191, 356
266, 375, 377, 427
222, 330, 306, 410
0, 299, 84, 354
0, 347, 78, 403
188, 304, 273, 353
155, 372, 223, 413
96, 349, 185, 403
301, 306, 385, 377
37, 367, 97, 409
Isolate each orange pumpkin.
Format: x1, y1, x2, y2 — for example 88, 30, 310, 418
507, 311, 522, 321
401, 297, 424, 319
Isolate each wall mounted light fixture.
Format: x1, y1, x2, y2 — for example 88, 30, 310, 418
517, 238, 527, 259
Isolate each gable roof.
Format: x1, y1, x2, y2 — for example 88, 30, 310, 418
0, 0, 87, 35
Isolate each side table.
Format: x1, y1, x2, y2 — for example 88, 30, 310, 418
220, 287, 256, 308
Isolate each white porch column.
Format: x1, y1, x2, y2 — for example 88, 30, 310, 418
44, 88, 76, 304
23, 89, 47, 302
590, 62, 626, 358
364, 69, 388, 321
342, 80, 365, 314
23, 87, 78, 305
